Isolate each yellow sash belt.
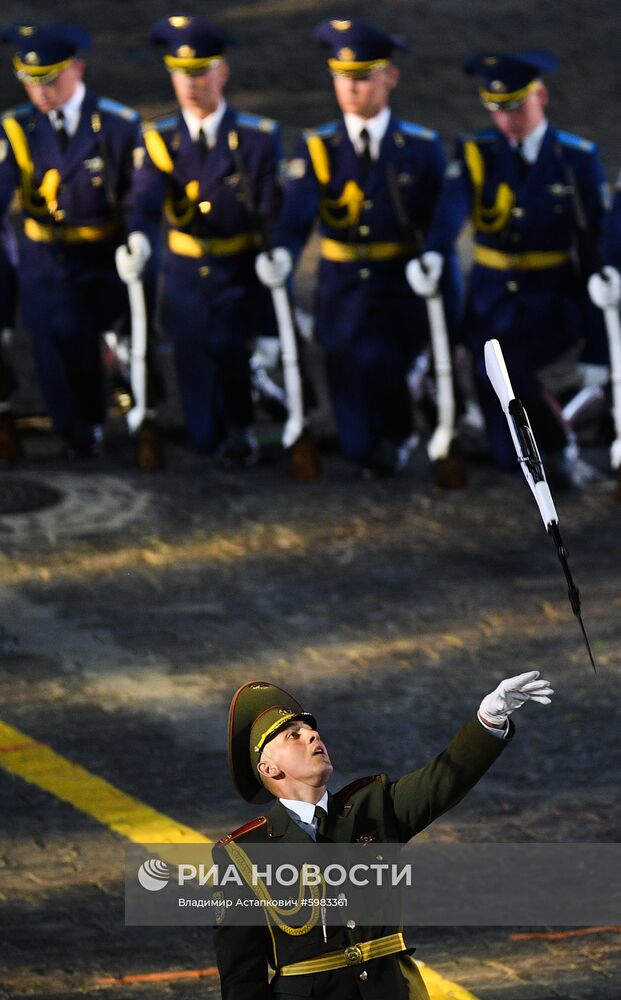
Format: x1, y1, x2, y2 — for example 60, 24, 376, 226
279, 932, 407, 976
473, 244, 571, 271
168, 229, 261, 258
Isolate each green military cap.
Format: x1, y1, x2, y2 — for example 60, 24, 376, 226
228, 681, 317, 804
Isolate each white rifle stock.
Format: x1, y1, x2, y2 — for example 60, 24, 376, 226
125, 273, 148, 435
484, 339, 559, 528
255, 250, 304, 449
601, 303, 621, 471
406, 259, 466, 487
425, 293, 456, 462
405, 260, 456, 461
484, 338, 596, 672
269, 288, 304, 450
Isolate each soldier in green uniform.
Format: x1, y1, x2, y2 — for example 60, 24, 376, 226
214, 673, 554, 999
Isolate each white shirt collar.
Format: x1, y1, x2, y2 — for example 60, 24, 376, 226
279, 790, 329, 826
182, 99, 227, 146
344, 105, 391, 159
510, 118, 548, 163
50, 80, 85, 138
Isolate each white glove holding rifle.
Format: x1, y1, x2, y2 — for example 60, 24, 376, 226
116, 232, 152, 284
255, 247, 293, 288
478, 671, 554, 729
406, 251, 444, 299
588, 266, 621, 310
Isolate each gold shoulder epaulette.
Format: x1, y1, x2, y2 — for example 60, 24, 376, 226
216, 816, 267, 846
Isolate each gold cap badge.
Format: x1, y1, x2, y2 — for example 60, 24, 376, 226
169, 16, 190, 28
176, 45, 196, 58
19, 26, 35, 36
24, 51, 40, 65
490, 79, 507, 92
337, 47, 356, 61
331, 20, 351, 30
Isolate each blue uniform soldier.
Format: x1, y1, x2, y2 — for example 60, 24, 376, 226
0, 221, 21, 461
121, 15, 283, 465
0, 24, 142, 457
410, 51, 608, 484
259, 19, 460, 477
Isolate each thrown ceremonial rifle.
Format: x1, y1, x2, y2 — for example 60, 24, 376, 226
484, 338, 596, 673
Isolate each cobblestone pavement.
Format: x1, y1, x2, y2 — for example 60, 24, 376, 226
0, 429, 620, 998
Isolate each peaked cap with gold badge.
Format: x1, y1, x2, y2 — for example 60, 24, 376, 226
2, 23, 91, 84
314, 18, 408, 78
228, 681, 317, 805
463, 49, 558, 111
150, 13, 237, 73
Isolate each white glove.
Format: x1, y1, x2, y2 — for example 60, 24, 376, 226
576, 362, 609, 389
294, 307, 314, 342
255, 247, 292, 288
115, 231, 151, 284
478, 671, 554, 727
406, 251, 444, 298
588, 266, 621, 310
253, 336, 280, 370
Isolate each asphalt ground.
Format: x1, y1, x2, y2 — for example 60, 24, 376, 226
1, 2, 621, 996
1, 415, 620, 999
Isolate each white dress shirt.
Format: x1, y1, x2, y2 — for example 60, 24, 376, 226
280, 790, 329, 840
49, 80, 85, 138
509, 118, 549, 164
182, 99, 227, 148
343, 105, 391, 160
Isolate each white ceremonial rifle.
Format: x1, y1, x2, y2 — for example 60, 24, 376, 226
600, 299, 621, 478
125, 273, 148, 436
484, 338, 596, 673
406, 258, 466, 488
255, 248, 321, 481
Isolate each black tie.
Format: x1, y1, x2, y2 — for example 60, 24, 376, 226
196, 127, 209, 162
54, 109, 69, 152
359, 127, 372, 183
314, 805, 328, 841
515, 139, 530, 180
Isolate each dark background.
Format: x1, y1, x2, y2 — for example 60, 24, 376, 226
1, 0, 620, 170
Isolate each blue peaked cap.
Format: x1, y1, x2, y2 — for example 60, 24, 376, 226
2, 23, 91, 81
150, 14, 237, 66
464, 50, 558, 109
315, 18, 408, 74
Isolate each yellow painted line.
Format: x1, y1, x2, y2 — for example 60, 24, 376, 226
416, 960, 481, 1000
0, 719, 211, 845
0, 717, 480, 1000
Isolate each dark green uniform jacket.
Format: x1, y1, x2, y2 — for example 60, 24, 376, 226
214, 713, 513, 999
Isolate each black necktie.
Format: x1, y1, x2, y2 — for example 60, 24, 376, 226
196, 127, 209, 162
359, 127, 372, 183
55, 109, 69, 152
314, 805, 328, 841
515, 139, 530, 180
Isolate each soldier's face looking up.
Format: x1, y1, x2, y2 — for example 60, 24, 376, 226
170, 60, 229, 118
24, 60, 84, 114
257, 721, 333, 797
332, 65, 399, 119
491, 84, 549, 142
